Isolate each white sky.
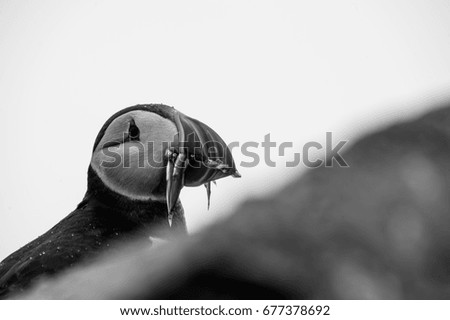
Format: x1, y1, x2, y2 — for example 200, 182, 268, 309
1, 0, 450, 260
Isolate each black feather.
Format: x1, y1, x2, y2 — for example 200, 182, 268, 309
0, 154, 186, 299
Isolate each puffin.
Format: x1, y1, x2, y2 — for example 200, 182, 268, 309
0, 104, 240, 298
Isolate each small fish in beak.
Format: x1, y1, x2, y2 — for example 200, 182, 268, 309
165, 109, 240, 225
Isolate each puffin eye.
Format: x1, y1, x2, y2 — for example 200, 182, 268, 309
128, 120, 140, 140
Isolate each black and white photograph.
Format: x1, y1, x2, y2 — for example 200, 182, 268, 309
1, 0, 450, 318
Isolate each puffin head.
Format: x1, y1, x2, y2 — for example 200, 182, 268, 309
89, 104, 240, 222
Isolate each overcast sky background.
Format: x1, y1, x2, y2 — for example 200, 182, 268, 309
1, 0, 450, 260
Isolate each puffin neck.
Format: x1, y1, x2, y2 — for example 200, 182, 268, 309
79, 166, 188, 239
84, 165, 168, 219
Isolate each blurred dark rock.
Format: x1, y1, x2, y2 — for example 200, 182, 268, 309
17, 104, 450, 299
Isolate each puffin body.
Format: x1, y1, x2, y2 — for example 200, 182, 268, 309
0, 104, 239, 298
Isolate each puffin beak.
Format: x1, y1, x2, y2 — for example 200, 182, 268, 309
164, 108, 241, 226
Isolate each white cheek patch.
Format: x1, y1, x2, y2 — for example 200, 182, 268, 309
91, 111, 177, 201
